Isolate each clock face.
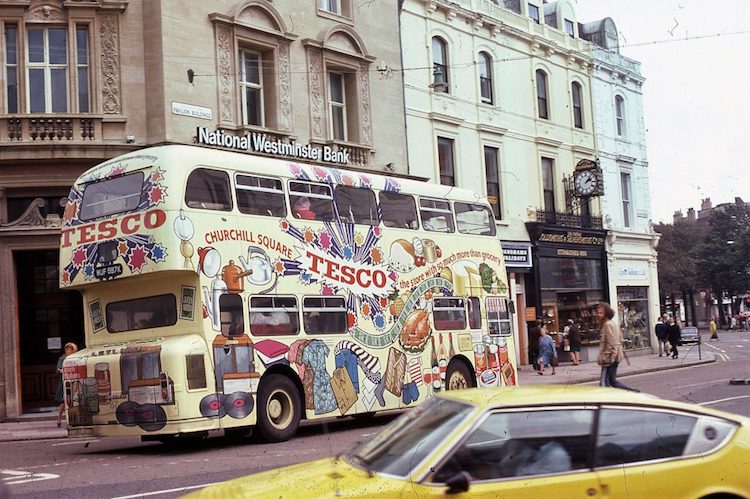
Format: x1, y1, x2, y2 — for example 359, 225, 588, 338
574, 169, 598, 196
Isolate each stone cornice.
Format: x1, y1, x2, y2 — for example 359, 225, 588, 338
428, 112, 464, 126
534, 136, 563, 148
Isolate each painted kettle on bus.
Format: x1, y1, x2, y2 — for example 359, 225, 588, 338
239, 246, 272, 285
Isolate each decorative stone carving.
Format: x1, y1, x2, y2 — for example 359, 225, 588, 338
99, 15, 122, 114
278, 42, 292, 132
26, 3, 66, 22
359, 62, 372, 146
216, 24, 236, 125
0, 198, 45, 228
307, 47, 324, 139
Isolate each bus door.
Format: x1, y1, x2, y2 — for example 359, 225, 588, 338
201, 293, 257, 420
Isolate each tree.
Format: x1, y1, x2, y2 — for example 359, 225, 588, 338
693, 202, 750, 324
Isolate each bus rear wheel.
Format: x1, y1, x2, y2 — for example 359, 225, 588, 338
256, 374, 301, 442
445, 361, 473, 391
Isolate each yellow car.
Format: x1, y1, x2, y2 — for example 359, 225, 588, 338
185, 386, 750, 498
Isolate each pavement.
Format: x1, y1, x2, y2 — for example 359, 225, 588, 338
0, 342, 717, 443
519, 341, 716, 385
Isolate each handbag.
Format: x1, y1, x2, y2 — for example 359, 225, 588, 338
597, 350, 613, 367
551, 356, 559, 367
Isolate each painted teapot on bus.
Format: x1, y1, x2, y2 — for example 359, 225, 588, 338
239, 246, 272, 285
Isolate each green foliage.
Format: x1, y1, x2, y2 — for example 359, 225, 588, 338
655, 220, 706, 296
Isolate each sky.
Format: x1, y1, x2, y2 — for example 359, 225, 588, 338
572, 0, 750, 223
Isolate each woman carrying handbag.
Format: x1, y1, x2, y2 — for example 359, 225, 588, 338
597, 303, 638, 391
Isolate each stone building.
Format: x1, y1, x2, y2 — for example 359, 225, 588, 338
0, 0, 406, 419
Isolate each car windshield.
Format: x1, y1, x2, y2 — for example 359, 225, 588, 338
346, 397, 475, 477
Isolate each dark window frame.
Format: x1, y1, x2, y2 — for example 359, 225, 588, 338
105, 294, 177, 333
478, 51, 493, 104
303, 295, 347, 334
437, 136, 455, 186
572, 81, 584, 129
432, 36, 449, 93
379, 191, 419, 230
455, 202, 496, 236
79, 171, 144, 221
289, 180, 336, 222
185, 168, 233, 211
484, 145, 502, 220
536, 69, 549, 119
419, 197, 455, 233
249, 295, 300, 336
335, 184, 379, 225
235, 173, 287, 217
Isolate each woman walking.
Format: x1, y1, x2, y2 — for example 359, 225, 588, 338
667, 317, 681, 359
597, 303, 638, 391
55, 342, 77, 427
567, 319, 581, 365
537, 326, 557, 375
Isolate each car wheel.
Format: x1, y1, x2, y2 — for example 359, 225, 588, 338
445, 361, 474, 391
255, 374, 301, 443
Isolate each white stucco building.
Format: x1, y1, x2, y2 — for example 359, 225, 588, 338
581, 18, 661, 352
401, 0, 615, 363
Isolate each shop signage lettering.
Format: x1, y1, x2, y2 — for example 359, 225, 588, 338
196, 127, 351, 165
538, 231, 604, 246
501, 243, 532, 267
618, 266, 647, 279
557, 249, 588, 257
171, 101, 212, 120
61, 209, 167, 248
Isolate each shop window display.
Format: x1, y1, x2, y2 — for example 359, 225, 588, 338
618, 287, 650, 350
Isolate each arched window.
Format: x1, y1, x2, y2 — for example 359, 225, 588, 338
432, 36, 449, 93
571, 81, 583, 129
615, 95, 625, 136
535, 69, 548, 119
478, 52, 493, 104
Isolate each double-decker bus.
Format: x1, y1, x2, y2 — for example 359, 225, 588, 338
59, 145, 517, 442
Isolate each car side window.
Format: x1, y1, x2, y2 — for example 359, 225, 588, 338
432, 409, 594, 483
594, 408, 697, 468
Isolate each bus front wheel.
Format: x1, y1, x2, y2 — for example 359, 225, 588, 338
445, 361, 474, 391
256, 374, 301, 442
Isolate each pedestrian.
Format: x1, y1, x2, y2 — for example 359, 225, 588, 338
655, 315, 668, 357
528, 319, 542, 372
709, 317, 719, 341
567, 319, 581, 365
597, 302, 638, 391
667, 317, 681, 359
55, 342, 78, 427
537, 326, 557, 375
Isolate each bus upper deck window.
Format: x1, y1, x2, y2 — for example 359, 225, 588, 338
186, 168, 232, 211
455, 202, 496, 236
419, 198, 455, 233
289, 181, 335, 221
236, 174, 286, 217
80, 172, 144, 221
335, 185, 379, 225
380, 191, 418, 229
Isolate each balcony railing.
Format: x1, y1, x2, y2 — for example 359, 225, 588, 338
536, 210, 603, 229
1, 115, 102, 142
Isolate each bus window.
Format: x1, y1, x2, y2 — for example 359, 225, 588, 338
468, 297, 481, 329
380, 191, 418, 229
289, 181, 335, 221
487, 297, 512, 336
106, 294, 177, 333
80, 172, 144, 221
335, 185, 379, 225
303, 297, 347, 334
455, 202, 496, 236
236, 174, 286, 217
249, 296, 299, 336
434, 298, 466, 330
219, 294, 244, 337
419, 198, 455, 233
185, 168, 232, 211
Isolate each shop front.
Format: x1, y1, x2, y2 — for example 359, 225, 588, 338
526, 223, 609, 361
501, 242, 533, 364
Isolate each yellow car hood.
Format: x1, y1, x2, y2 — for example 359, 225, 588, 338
184, 457, 409, 498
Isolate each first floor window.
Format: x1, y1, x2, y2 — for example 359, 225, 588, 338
621, 171, 632, 227
328, 71, 347, 141
240, 50, 264, 126
484, 146, 501, 219
5, 23, 18, 113
437, 137, 455, 186
541, 157, 555, 212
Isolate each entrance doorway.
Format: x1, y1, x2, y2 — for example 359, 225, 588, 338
15, 250, 84, 413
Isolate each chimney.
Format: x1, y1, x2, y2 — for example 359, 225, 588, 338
673, 210, 683, 224
701, 198, 712, 210
687, 208, 696, 222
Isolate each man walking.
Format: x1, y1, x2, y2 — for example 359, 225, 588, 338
655, 315, 668, 356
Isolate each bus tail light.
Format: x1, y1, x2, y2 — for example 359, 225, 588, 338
159, 371, 173, 402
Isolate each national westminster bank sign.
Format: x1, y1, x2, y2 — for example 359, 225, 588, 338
195, 127, 351, 165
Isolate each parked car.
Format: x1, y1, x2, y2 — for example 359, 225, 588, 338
184, 386, 750, 498
681, 326, 701, 344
